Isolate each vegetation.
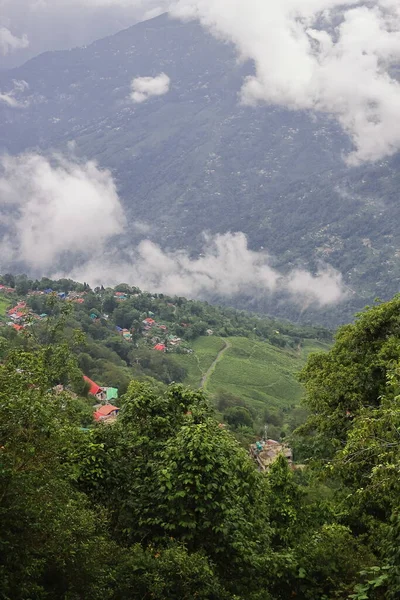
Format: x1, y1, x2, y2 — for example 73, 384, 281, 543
0, 274, 330, 440
2, 275, 400, 598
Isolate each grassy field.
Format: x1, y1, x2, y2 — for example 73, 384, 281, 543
0, 297, 11, 319
180, 335, 329, 416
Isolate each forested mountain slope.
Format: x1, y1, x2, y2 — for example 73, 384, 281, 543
1, 13, 399, 325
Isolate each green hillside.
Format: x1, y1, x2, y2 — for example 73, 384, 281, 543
180, 336, 329, 415
0, 274, 332, 440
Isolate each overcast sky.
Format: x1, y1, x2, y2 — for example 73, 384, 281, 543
0, 0, 165, 68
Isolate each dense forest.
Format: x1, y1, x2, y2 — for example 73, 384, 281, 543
1, 275, 400, 599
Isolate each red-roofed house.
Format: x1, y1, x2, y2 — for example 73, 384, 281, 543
153, 343, 166, 352
83, 375, 103, 397
144, 318, 155, 325
94, 404, 120, 422
12, 324, 24, 332
10, 311, 24, 320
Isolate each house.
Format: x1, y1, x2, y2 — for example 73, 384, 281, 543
159, 325, 167, 331
206, 329, 214, 336
114, 292, 128, 299
83, 375, 104, 399
250, 439, 293, 471
104, 387, 118, 402
94, 404, 120, 422
143, 318, 155, 326
12, 324, 24, 332
10, 311, 24, 321
8, 302, 26, 316
153, 343, 166, 352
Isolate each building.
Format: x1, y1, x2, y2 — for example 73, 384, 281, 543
250, 439, 293, 471
153, 343, 166, 352
94, 404, 120, 423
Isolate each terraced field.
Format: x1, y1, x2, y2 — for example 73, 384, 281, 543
180, 336, 329, 414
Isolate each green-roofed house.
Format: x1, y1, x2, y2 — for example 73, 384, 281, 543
105, 387, 119, 402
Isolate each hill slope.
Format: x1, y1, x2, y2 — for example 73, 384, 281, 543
181, 336, 328, 414
1, 14, 399, 324
0, 274, 330, 437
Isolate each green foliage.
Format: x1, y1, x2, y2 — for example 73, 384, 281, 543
223, 405, 254, 428
5, 281, 400, 600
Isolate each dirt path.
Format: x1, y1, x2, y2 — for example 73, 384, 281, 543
200, 339, 231, 389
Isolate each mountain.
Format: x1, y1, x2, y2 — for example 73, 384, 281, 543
0, 12, 399, 326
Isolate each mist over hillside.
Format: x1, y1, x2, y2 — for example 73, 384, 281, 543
0, 12, 400, 326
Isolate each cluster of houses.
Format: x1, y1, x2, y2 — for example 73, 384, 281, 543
5, 301, 48, 332
142, 317, 183, 352
0, 286, 191, 355
115, 326, 133, 342
28, 289, 86, 304
0, 285, 16, 294
114, 291, 128, 301
83, 375, 120, 424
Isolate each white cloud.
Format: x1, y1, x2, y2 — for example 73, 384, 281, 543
68, 232, 345, 308
3, 1, 399, 163
170, 0, 400, 164
0, 152, 126, 269
0, 151, 345, 308
0, 80, 29, 108
0, 26, 29, 56
131, 73, 171, 103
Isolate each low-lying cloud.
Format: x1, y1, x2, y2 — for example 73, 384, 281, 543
171, 0, 400, 164
131, 73, 171, 103
0, 26, 29, 56
0, 153, 126, 269
0, 151, 346, 309
0, 80, 29, 108
69, 233, 345, 308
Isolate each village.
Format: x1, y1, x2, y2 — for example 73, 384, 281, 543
0, 285, 193, 354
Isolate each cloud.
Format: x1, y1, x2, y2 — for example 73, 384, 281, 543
0, 26, 29, 56
131, 73, 171, 103
70, 232, 345, 308
0, 152, 126, 270
170, 0, 400, 164
3, 1, 399, 163
0, 151, 345, 308
0, 80, 29, 108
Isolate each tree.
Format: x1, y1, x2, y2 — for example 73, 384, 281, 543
298, 296, 400, 459
0, 346, 114, 600
223, 405, 253, 429
75, 383, 273, 596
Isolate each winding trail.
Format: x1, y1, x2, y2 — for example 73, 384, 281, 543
200, 339, 231, 389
